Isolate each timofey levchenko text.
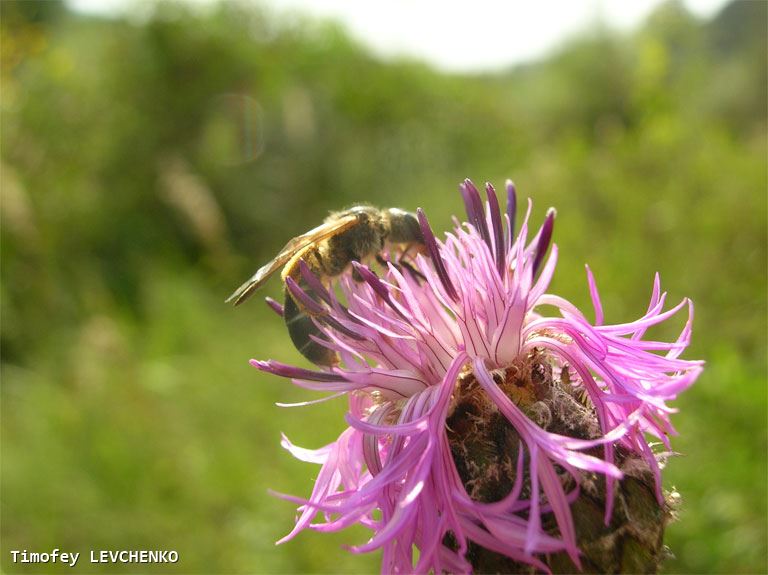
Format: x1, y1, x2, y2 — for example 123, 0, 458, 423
9, 549, 179, 566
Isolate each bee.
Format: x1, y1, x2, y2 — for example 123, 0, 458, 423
227, 206, 426, 366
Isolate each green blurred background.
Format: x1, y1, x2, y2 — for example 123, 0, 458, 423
1, 1, 765, 573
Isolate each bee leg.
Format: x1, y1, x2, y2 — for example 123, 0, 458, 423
398, 258, 426, 283
283, 285, 338, 366
399, 242, 427, 262
397, 242, 428, 282
375, 253, 424, 284
375, 253, 393, 270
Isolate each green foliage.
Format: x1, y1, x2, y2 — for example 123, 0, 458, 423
2, 1, 765, 573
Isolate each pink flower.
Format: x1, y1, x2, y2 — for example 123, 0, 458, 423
252, 179, 703, 574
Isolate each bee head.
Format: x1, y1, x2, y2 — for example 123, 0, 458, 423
386, 208, 424, 245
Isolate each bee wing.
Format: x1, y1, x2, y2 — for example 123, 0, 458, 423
226, 214, 359, 306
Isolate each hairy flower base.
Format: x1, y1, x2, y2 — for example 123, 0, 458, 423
253, 179, 702, 574
446, 350, 675, 573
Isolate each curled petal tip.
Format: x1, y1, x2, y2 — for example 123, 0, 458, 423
253, 359, 347, 382
542, 207, 556, 228
350, 261, 407, 322
297, 261, 333, 305
485, 182, 506, 277
350, 261, 378, 284
459, 179, 491, 251
505, 180, 517, 201
506, 180, 517, 241
350, 261, 384, 293
351, 261, 383, 288
531, 208, 555, 278
285, 276, 325, 315
297, 259, 313, 277
417, 208, 459, 301
265, 296, 284, 317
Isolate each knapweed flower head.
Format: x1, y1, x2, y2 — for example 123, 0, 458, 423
253, 179, 703, 574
